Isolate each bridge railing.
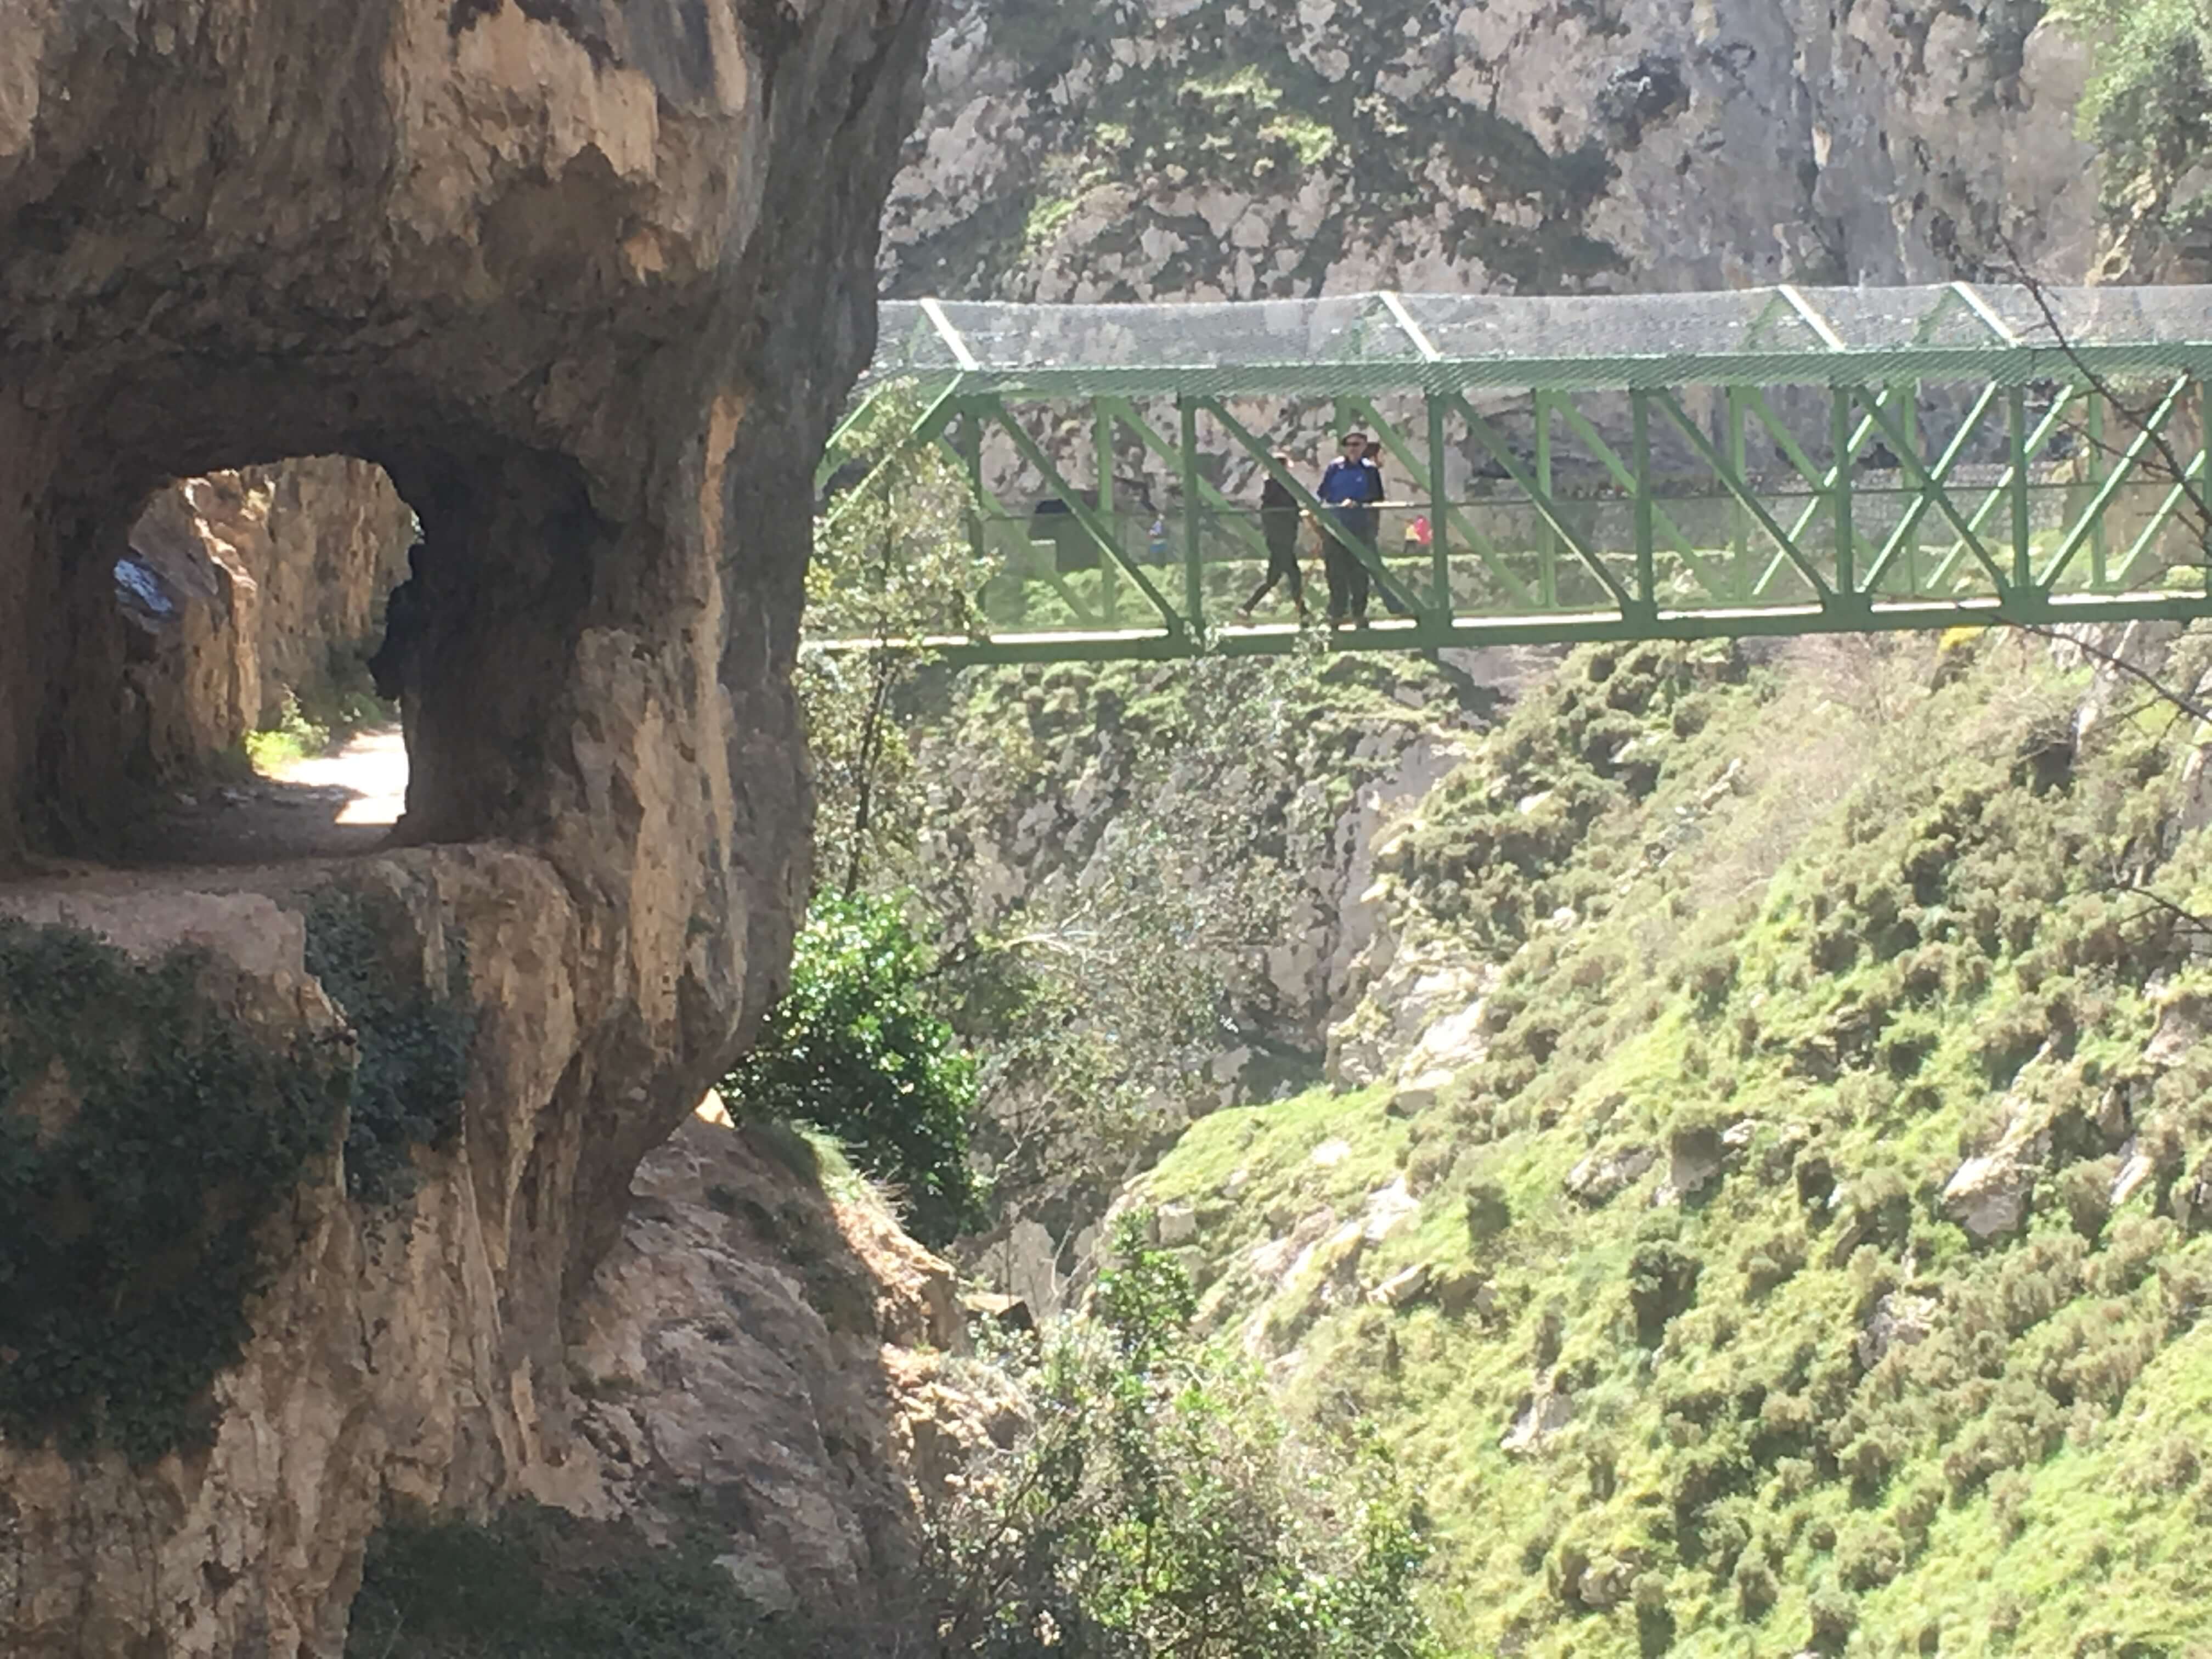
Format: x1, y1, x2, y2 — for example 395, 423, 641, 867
951, 472, 2207, 629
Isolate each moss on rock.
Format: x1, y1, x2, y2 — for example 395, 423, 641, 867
0, 918, 353, 1463
302, 885, 475, 1205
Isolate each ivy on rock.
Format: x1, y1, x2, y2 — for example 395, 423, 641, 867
0, 884, 477, 1464
302, 886, 475, 1205
0, 918, 352, 1463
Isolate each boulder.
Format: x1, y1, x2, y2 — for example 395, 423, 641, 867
2145, 994, 2209, 1067
2111, 1140, 2157, 1210
1434, 1268, 1498, 1319
1577, 1554, 1639, 1611
1943, 1098, 2054, 1242
1658, 1121, 1726, 1204
1566, 1144, 1659, 1206
1387, 1071, 1453, 1116
1156, 1200, 1200, 1247
1943, 1149, 2039, 1242
1370, 1263, 1433, 1308
1857, 1291, 1939, 1369
1501, 1379, 1575, 1455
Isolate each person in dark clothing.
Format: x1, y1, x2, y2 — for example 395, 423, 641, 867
1316, 432, 1385, 624
1238, 452, 1308, 621
368, 544, 426, 709
1359, 441, 1414, 617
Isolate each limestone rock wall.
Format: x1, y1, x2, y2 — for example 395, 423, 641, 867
0, 877, 997, 1656
0, 0, 935, 1650
885, 0, 2102, 301
568, 1108, 1010, 1620
199, 460, 418, 727
117, 460, 417, 785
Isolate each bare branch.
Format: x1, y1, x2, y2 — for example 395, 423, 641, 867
1990, 235, 2212, 554
2007, 619, 2212, 726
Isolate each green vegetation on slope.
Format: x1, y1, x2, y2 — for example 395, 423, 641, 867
347, 1215, 1441, 1659
727, 890, 986, 1249
0, 919, 352, 1462
2057, 0, 2212, 246
935, 1211, 1440, 1657
1139, 632, 2212, 1655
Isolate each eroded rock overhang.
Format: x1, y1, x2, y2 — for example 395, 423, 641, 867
0, 0, 930, 1205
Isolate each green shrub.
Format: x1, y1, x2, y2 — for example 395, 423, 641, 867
724, 891, 983, 1248
1835, 1520, 1906, 1590
1808, 1583, 1860, 1652
931, 1212, 1441, 1658
1465, 1180, 1514, 1243
1629, 1238, 1703, 1347
0, 919, 351, 1461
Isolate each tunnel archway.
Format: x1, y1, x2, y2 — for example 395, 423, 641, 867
104, 457, 419, 863
1, 402, 611, 865
0, 0, 936, 1646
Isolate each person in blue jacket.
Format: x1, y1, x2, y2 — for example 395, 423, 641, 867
1316, 432, 1384, 624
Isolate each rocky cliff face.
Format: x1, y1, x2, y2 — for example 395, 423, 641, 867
885, 0, 2102, 301
0, 0, 933, 1651
117, 461, 416, 785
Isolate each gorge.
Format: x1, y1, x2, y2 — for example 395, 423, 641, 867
4, 1, 2212, 1655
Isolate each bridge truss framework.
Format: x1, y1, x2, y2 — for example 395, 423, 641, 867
816, 283, 2212, 663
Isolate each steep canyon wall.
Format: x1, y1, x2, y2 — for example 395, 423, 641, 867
885, 0, 2102, 301
119, 460, 416, 785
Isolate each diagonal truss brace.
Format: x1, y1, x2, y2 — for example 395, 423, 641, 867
1200, 398, 1427, 619
975, 394, 1187, 635
1852, 391, 2012, 593
1341, 394, 1538, 610
2039, 378, 2190, 589
927, 429, 1102, 628
1916, 391, 2088, 594
820, 379, 967, 533
1092, 396, 1272, 562
1650, 391, 1835, 602
1737, 390, 1886, 580
2110, 446, 2210, 588
1857, 385, 2004, 595
1548, 395, 1732, 600
1444, 392, 1637, 612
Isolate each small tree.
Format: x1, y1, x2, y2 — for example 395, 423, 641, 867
928, 1214, 1441, 1658
724, 891, 984, 1249
2054, 0, 2212, 253
805, 388, 990, 898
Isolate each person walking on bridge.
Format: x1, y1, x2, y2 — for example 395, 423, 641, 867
1237, 452, 1309, 622
1317, 431, 1383, 624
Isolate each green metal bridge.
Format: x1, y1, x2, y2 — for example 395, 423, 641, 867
816, 283, 2212, 663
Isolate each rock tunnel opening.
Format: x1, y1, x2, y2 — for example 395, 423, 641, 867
0, 427, 608, 874
101, 458, 420, 866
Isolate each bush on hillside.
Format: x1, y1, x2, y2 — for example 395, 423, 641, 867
929, 1212, 1441, 1658
724, 891, 984, 1249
